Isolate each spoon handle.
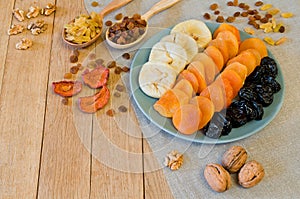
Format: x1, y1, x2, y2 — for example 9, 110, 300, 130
142, 0, 181, 21
99, 0, 133, 17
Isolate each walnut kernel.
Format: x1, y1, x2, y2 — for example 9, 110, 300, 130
164, 150, 183, 171
26, 5, 40, 19
8, 24, 24, 35
15, 38, 33, 50
13, 8, 26, 22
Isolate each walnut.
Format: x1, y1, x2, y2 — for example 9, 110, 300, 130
41, 3, 56, 16
13, 8, 25, 22
7, 24, 24, 35
26, 5, 40, 19
164, 150, 183, 171
15, 38, 33, 50
28, 20, 47, 35
222, 145, 248, 173
204, 163, 231, 192
238, 160, 265, 188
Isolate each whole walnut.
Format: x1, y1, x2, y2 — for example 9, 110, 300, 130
222, 145, 248, 173
238, 160, 265, 188
204, 163, 231, 192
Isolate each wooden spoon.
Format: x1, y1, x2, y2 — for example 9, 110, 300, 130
106, 0, 182, 49
62, 0, 133, 48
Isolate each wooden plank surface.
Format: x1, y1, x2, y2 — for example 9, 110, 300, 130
0, 0, 55, 198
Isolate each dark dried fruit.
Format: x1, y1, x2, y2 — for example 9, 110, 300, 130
106, 109, 115, 117
78, 86, 110, 113
234, 12, 240, 17
279, 26, 285, 33
52, 81, 82, 97
227, 1, 234, 6
105, 20, 113, 26
72, 49, 79, 57
255, 1, 263, 6
115, 13, 123, 20
203, 112, 232, 138
226, 16, 235, 23
118, 105, 128, 112
107, 60, 116, 68
238, 87, 258, 102
114, 66, 122, 74
216, 16, 225, 23
226, 101, 248, 128
121, 66, 130, 72
210, 3, 218, 10
64, 72, 72, 79
122, 52, 130, 60
70, 54, 78, 63
70, 66, 79, 74
260, 57, 278, 78
203, 13, 211, 19
82, 65, 109, 89
255, 85, 274, 107
214, 10, 220, 15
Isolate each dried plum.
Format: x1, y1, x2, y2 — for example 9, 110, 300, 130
246, 66, 264, 83
261, 76, 281, 93
255, 85, 274, 107
260, 56, 278, 78
226, 101, 248, 128
238, 87, 257, 101
203, 112, 232, 138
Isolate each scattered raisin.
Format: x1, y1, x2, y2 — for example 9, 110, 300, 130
248, 16, 256, 21
241, 12, 249, 17
214, 10, 220, 15
203, 13, 211, 20
106, 109, 115, 117
118, 105, 128, 112
265, 13, 272, 19
64, 72, 72, 79
121, 66, 130, 72
226, 16, 235, 23
122, 53, 131, 60
114, 92, 121, 97
114, 66, 122, 74
233, 0, 239, 6
210, 3, 218, 10
105, 20, 113, 26
279, 26, 285, 33
91, 1, 99, 7
238, 3, 245, 8
216, 15, 225, 23
115, 13, 123, 20
227, 1, 234, 6
254, 14, 261, 20
260, 17, 269, 23
89, 53, 96, 60
116, 84, 125, 92
255, 1, 263, 6
247, 10, 255, 15
95, 58, 104, 66
62, 98, 69, 105
234, 11, 240, 17
243, 4, 250, 10
107, 61, 116, 68
70, 54, 78, 63
70, 66, 79, 74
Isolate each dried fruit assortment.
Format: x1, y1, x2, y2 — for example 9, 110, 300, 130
138, 19, 281, 138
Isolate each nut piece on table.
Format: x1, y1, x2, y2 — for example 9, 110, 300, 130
26, 5, 40, 19
13, 8, 25, 22
204, 163, 231, 192
41, 3, 56, 16
15, 38, 33, 50
238, 160, 265, 188
7, 24, 24, 35
222, 145, 248, 173
164, 150, 183, 171
28, 20, 48, 35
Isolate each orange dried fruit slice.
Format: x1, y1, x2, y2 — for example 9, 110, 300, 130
213, 23, 241, 43
225, 62, 248, 81
239, 38, 268, 58
177, 70, 199, 93
219, 69, 244, 96
190, 96, 215, 129
172, 104, 202, 135
173, 78, 194, 99
204, 45, 224, 72
216, 30, 239, 59
187, 61, 207, 93
200, 83, 225, 112
227, 50, 257, 76
208, 38, 230, 64
191, 53, 217, 84
244, 48, 261, 66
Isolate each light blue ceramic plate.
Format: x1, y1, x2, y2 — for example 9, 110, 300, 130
130, 22, 285, 144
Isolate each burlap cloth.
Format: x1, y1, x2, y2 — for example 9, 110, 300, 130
85, 0, 300, 198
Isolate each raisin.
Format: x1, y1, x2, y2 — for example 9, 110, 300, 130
64, 72, 72, 79
72, 49, 79, 57
210, 3, 218, 10
114, 66, 122, 74
234, 12, 240, 17
91, 1, 99, 7
227, 1, 234, 6
106, 109, 115, 117
255, 1, 263, 6
105, 20, 113, 26
121, 66, 130, 72
203, 13, 211, 19
70, 66, 79, 74
70, 54, 78, 63
122, 53, 130, 60
241, 12, 249, 17
214, 10, 220, 15
107, 61, 116, 68
279, 26, 285, 33
260, 17, 269, 23
216, 16, 225, 23
226, 16, 235, 23
115, 13, 123, 20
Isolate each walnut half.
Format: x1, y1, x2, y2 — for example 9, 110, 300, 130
7, 24, 24, 35
26, 5, 40, 19
164, 150, 183, 171
15, 38, 33, 50
13, 8, 25, 22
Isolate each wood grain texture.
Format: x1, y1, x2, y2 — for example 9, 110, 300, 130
37, 0, 93, 198
0, 0, 54, 198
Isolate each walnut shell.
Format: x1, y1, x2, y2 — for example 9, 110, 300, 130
204, 163, 231, 192
238, 160, 265, 188
222, 145, 248, 173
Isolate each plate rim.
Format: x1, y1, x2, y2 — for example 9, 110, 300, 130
129, 21, 285, 144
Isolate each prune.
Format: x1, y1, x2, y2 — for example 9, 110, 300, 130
255, 85, 274, 107
226, 101, 248, 128
203, 112, 232, 138
262, 76, 281, 93
260, 56, 278, 78
246, 66, 264, 83
245, 100, 264, 121
238, 87, 258, 101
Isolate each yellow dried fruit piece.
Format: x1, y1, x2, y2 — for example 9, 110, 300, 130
260, 22, 272, 29
268, 8, 280, 15
275, 37, 287, 45
244, 27, 255, 35
274, 23, 284, 32
260, 4, 272, 11
281, 12, 293, 18
264, 37, 275, 45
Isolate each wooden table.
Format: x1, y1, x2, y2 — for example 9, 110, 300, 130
0, 0, 173, 198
